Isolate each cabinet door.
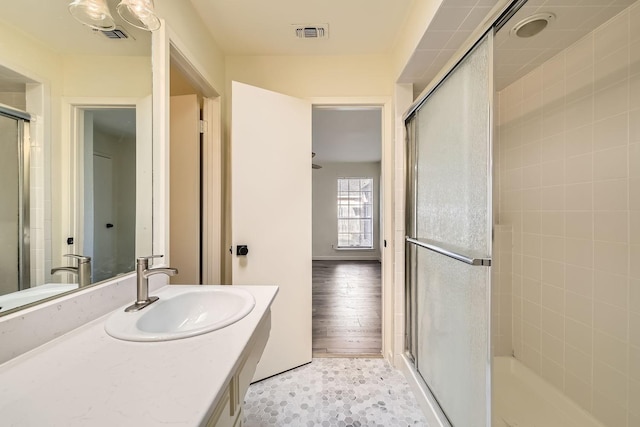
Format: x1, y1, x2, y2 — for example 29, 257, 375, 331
206, 386, 233, 427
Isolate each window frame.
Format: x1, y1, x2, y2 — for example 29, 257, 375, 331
336, 177, 374, 249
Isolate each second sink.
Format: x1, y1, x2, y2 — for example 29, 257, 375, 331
105, 286, 256, 342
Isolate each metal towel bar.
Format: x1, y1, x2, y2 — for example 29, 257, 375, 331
406, 237, 491, 267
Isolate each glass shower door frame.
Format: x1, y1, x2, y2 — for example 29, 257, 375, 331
404, 30, 494, 427
0, 106, 31, 291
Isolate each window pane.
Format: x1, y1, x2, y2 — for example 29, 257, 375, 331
336, 177, 374, 248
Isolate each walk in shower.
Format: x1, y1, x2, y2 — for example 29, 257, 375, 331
404, 0, 639, 426
0, 105, 30, 296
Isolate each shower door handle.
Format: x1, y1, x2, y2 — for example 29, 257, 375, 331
405, 237, 491, 266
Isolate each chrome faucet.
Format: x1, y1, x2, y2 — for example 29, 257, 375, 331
125, 255, 178, 312
51, 254, 92, 287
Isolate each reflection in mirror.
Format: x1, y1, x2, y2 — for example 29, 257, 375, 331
0, 0, 152, 315
80, 108, 137, 282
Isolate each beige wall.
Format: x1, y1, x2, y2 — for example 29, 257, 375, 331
312, 162, 381, 260
155, 0, 226, 95
496, 4, 640, 426
227, 54, 394, 99
62, 55, 151, 98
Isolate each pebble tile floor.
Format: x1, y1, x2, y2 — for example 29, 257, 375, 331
243, 358, 428, 426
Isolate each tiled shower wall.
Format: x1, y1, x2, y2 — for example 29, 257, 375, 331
496, 4, 640, 426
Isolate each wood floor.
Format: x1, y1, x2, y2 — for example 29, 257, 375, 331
312, 260, 382, 357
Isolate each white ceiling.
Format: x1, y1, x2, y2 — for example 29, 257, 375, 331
494, 0, 636, 90
189, 0, 414, 56
312, 107, 382, 164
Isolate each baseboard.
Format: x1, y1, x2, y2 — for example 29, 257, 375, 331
312, 256, 380, 261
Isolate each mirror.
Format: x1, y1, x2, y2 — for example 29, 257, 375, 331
0, 0, 153, 315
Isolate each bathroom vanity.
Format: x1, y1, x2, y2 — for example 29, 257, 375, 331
0, 284, 277, 426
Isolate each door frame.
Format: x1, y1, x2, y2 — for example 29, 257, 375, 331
309, 96, 394, 362
153, 21, 222, 279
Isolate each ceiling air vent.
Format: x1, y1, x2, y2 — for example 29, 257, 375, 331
293, 24, 329, 39
99, 27, 130, 40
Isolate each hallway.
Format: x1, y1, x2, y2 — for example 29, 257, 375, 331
312, 261, 382, 356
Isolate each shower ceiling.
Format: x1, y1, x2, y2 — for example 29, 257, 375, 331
494, 0, 637, 90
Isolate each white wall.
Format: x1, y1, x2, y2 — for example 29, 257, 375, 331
312, 162, 381, 261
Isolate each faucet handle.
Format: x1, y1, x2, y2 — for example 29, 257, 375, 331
136, 255, 164, 267
63, 254, 91, 264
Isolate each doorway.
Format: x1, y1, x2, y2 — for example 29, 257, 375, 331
311, 106, 383, 357
168, 45, 222, 285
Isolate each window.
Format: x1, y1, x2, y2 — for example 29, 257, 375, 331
337, 178, 373, 248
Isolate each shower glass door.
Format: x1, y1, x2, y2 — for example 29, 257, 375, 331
405, 32, 493, 427
0, 110, 30, 295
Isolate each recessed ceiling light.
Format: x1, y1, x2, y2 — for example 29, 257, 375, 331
510, 12, 555, 38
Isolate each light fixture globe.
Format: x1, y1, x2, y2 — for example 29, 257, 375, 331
68, 0, 116, 31
116, 0, 161, 31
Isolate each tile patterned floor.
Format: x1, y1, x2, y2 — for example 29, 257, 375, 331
243, 358, 428, 426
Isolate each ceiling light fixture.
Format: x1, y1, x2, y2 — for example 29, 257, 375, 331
68, 0, 116, 31
116, 0, 161, 32
510, 13, 555, 38
68, 0, 161, 32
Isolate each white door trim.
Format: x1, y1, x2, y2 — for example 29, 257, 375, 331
62, 97, 149, 272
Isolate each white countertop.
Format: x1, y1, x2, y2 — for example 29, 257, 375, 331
0, 285, 278, 427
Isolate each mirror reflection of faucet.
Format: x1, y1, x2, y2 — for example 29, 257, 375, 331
125, 255, 178, 312
51, 254, 92, 287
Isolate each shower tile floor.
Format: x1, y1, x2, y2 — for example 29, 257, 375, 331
243, 358, 428, 426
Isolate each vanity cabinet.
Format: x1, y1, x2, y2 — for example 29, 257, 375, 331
206, 310, 271, 427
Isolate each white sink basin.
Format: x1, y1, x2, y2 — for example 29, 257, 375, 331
105, 286, 256, 342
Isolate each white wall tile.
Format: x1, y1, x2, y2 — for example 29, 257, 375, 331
565, 153, 592, 184
594, 9, 629, 58
496, 6, 636, 425
594, 270, 629, 309
565, 125, 593, 158
595, 46, 629, 91
594, 81, 629, 121
565, 34, 593, 76
594, 301, 628, 340
594, 211, 629, 243
593, 361, 628, 406
594, 330, 628, 374
565, 212, 593, 240
593, 179, 628, 211
565, 343, 592, 382
594, 113, 629, 151
565, 183, 593, 210
565, 291, 592, 325
565, 371, 593, 412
